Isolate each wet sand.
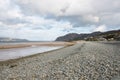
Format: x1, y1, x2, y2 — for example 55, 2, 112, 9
0, 41, 120, 80
0, 42, 75, 49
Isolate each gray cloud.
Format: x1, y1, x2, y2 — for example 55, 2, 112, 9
0, 18, 28, 25
14, 0, 120, 27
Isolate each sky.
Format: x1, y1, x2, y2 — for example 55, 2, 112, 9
0, 0, 120, 41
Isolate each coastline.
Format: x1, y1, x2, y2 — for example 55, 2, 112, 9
0, 41, 75, 62
0, 41, 120, 79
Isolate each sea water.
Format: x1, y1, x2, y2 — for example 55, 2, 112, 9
0, 42, 63, 61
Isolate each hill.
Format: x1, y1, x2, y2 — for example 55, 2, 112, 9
56, 29, 120, 41
0, 37, 28, 42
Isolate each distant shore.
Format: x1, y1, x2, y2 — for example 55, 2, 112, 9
0, 41, 120, 79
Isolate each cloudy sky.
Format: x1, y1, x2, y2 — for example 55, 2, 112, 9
0, 0, 120, 41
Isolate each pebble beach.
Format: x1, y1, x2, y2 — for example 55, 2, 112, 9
0, 41, 120, 80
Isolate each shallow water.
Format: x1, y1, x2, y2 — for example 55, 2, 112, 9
0, 46, 63, 61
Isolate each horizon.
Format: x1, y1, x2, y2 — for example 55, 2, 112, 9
0, 29, 119, 41
0, 0, 120, 41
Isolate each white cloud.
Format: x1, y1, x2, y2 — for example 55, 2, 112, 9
83, 15, 100, 23
0, 0, 23, 19
15, 0, 93, 16
15, 0, 120, 15
15, 0, 120, 26
0, 14, 74, 40
94, 25, 107, 32
0, 0, 120, 40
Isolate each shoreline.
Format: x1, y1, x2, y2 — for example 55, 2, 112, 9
0, 42, 75, 62
0, 45, 69, 64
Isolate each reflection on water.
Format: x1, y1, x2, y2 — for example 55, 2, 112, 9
0, 46, 63, 61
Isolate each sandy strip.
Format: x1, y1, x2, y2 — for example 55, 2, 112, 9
0, 42, 75, 49
0, 41, 120, 80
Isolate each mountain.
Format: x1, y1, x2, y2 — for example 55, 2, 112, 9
56, 33, 80, 41
56, 29, 120, 41
0, 37, 28, 42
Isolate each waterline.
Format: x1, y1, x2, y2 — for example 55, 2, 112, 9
0, 46, 63, 61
